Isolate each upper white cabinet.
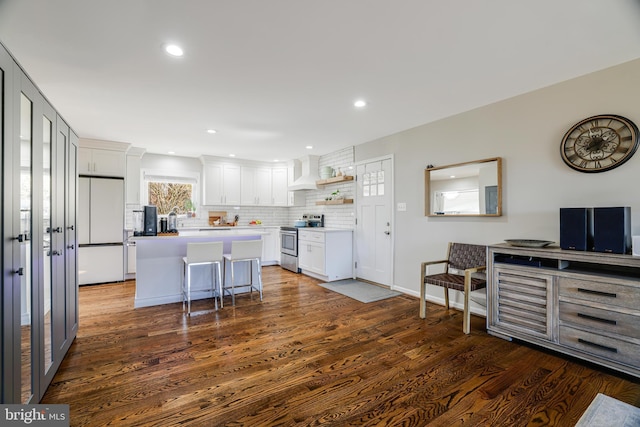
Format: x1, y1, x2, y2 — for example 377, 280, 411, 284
78, 139, 130, 177
202, 160, 241, 205
241, 166, 272, 205
201, 156, 290, 207
79, 148, 125, 177
125, 147, 145, 204
271, 167, 289, 206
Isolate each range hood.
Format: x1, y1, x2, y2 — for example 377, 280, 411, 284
288, 155, 320, 191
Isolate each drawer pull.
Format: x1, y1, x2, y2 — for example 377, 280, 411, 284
577, 288, 616, 298
577, 313, 617, 326
578, 338, 617, 353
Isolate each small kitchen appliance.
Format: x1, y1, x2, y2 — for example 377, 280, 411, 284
133, 210, 144, 236
143, 205, 157, 236
303, 214, 324, 227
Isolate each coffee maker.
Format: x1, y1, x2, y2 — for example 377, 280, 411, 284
143, 205, 158, 236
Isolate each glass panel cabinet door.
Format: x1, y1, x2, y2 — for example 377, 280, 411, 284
19, 92, 33, 404
42, 115, 54, 375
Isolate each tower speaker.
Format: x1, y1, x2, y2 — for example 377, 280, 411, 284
560, 208, 593, 251
593, 207, 631, 254
143, 205, 158, 236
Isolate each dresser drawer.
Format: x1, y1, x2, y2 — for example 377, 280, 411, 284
558, 277, 640, 310
559, 301, 640, 339
559, 325, 640, 368
298, 230, 325, 243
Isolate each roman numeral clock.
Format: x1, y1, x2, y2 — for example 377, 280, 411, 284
560, 114, 639, 172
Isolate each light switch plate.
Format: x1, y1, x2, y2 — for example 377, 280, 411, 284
397, 202, 407, 211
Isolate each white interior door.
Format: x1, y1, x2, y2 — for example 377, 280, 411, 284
355, 157, 393, 286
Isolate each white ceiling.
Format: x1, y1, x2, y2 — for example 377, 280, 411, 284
1, 0, 640, 162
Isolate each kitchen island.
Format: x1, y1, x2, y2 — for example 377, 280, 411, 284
132, 229, 267, 308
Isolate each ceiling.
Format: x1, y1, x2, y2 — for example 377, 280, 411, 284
1, 1, 640, 162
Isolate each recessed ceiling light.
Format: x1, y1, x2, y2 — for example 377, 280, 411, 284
354, 99, 367, 108
450, 175, 456, 178
306, 145, 313, 150
206, 129, 217, 134
229, 154, 236, 157
164, 44, 184, 57
273, 159, 279, 162
168, 151, 175, 155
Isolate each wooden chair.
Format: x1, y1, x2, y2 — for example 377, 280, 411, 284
419, 242, 487, 334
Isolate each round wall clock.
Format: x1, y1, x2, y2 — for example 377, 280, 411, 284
560, 114, 639, 173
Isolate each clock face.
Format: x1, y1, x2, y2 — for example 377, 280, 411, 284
560, 114, 639, 173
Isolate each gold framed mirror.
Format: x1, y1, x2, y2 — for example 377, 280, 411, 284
425, 157, 502, 217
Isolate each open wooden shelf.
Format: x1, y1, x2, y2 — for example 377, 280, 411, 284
316, 175, 354, 186
316, 199, 354, 205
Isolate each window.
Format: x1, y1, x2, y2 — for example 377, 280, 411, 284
148, 182, 193, 215
142, 169, 199, 215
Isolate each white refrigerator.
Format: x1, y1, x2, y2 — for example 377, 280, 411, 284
78, 177, 124, 285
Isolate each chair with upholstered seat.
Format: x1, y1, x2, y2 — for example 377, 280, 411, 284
419, 242, 487, 334
182, 241, 224, 315
223, 239, 263, 306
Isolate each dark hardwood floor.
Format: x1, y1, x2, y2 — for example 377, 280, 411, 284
42, 267, 640, 426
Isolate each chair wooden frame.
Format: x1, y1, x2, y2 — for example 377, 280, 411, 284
419, 242, 487, 334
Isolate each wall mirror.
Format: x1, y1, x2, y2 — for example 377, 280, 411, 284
425, 157, 502, 217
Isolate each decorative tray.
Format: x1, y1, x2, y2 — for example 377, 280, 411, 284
504, 239, 554, 248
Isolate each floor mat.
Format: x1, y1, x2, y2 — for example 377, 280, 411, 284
318, 279, 401, 303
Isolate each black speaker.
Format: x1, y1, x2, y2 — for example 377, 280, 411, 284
560, 208, 593, 251
143, 205, 158, 236
593, 207, 631, 254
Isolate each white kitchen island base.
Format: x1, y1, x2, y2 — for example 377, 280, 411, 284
133, 230, 266, 308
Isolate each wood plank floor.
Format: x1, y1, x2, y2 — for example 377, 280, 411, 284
42, 267, 640, 426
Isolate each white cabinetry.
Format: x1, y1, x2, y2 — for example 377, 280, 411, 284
287, 159, 305, 206
79, 246, 124, 285
271, 167, 289, 206
241, 166, 272, 205
202, 161, 241, 205
79, 147, 126, 177
125, 147, 145, 204
261, 227, 280, 266
298, 229, 353, 282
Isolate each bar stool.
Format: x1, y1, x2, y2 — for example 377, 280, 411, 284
182, 241, 224, 315
223, 239, 263, 306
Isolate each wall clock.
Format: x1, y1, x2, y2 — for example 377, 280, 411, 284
560, 114, 639, 173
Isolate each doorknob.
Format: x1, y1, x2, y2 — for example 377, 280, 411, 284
67, 244, 75, 249
16, 267, 24, 276
384, 231, 390, 235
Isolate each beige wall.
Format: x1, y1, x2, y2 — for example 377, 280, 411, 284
356, 58, 640, 307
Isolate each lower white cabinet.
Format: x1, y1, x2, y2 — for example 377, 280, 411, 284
298, 229, 353, 281
261, 227, 280, 266
79, 245, 124, 285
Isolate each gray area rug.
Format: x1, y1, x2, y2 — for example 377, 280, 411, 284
576, 393, 640, 426
318, 279, 401, 303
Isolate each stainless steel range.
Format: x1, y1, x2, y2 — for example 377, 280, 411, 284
280, 226, 299, 273
280, 214, 324, 273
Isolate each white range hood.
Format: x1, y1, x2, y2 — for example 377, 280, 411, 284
288, 155, 320, 191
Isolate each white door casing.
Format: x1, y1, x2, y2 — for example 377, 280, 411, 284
355, 156, 393, 287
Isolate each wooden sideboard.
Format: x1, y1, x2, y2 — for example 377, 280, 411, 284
487, 243, 640, 378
